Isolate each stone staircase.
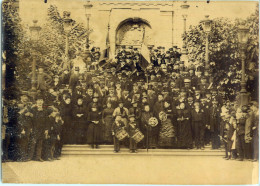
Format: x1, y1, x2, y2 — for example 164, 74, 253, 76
62, 145, 225, 156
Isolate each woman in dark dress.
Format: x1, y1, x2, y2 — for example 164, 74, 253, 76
72, 97, 88, 144
102, 102, 114, 144
60, 96, 72, 144
87, 103, 102, 148
176, 102, 192, 149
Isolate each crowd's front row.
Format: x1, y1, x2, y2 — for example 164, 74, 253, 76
2, 89, 259, 162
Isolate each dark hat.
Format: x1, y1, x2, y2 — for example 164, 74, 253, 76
77, 95, 83, 100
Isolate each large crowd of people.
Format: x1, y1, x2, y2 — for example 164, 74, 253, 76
2, 45, 259, 162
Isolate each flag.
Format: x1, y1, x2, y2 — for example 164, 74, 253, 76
139, 27, 151, 71
98, 28, 111, 67
139, 43, 151, 71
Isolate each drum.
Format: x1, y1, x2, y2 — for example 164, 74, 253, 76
115, 128, 129, 141
148, 117, 158, 127
132, 129, 144, 143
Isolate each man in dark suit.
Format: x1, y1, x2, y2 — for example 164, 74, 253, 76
191, 101, 206, 149
209, 100, 221, 149
28, 96, 51, 161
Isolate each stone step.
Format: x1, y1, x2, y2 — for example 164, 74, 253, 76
61, 145, 225, 156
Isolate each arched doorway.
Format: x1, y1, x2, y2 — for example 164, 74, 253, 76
115, 18, 152, 52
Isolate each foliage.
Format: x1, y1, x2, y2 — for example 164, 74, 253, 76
185, 5, 259, 101
7, 4, 90, 93
2, 0, 25, 98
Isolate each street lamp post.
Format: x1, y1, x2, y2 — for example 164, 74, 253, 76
200, 15, 212, 71
180, 1, 189, 55
63, 12, 73, 70
29, 20, 41, 94
84, 1, 93, 51
237, 22, 249, 105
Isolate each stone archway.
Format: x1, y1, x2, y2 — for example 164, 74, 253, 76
115, 17, 152, 51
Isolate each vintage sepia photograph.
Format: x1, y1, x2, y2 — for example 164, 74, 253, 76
1, 0, 259, 184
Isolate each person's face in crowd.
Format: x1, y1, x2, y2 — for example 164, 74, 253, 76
65, 98, 71, 104
64, 70, 69, 74
212, 101, 218, 106
109, 89, 114, 95
119, 103, 123, 108
164, 101, 170, 108
133, 86, 138, 92
180, 92, 186, 97
133, 102, 138, 108
201, 78, 207, 84
94, 83, 99, 89
54, 77, 59, 82
144, 105, 150, 112
147, 89, 153, 96
88, 89, 93, 96
21, 95, 28, 103
111, 68, 116, 74
201, 99, 206, 104
195, 92, 200, 97
170, 82, 176, 89
179, 96, 185, 103
36, 99, 44, 107
93, 97, 98, 103
194, 104, 200, 109
135, 94, 141, 100
107, 102, 112, 108
212, 91, 217, 97
180, 103, 185, 110
205, 94, 211, 100
115, 115, 122, 122
92, 107, 97, 112
151, 75, 155, 80
184, 82, 190, 88
129, 117, 135, 122
189, 70, 194, 76
77, 99, 83, 105
188, 97, 193, 103
197, 72, 202, 77
38, 68, 44, 73
137, 81, 143, 87
158, 95, 163, 101
116, 83, 121, 89
142, 97, 147, 103
123, 90, 129, 96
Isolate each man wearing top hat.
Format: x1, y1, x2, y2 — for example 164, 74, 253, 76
28, 95, 52, 161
